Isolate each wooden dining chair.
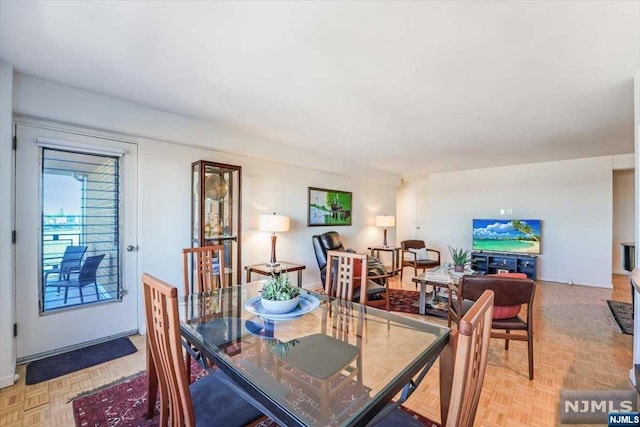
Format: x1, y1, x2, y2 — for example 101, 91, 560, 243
440, 290, 494, 426
142, 273, 264, 427
182, 245, 226, 295
374, 290, 494, 427
182, 245, 227, 379
448, 274, 536, 379
272, 254, 365, 424
325, 250, 390, 310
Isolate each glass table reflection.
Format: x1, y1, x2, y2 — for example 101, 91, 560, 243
175, 282, 449, 426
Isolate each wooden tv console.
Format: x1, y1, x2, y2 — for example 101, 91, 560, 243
470, 251, 538, 280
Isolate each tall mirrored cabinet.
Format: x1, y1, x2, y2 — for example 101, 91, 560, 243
191, 161, 241, 285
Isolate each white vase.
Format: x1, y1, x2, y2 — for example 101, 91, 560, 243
260, 296, 299, 314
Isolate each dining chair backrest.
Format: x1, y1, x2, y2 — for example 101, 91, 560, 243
325, 250, 367, 304
182, 246, 226, 295
440, 290, 494, 427
142, 273, 196, 427
78, 254, 105, 286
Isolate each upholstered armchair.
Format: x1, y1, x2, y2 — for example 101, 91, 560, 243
448, 274, 536, 379
400, 240, 441, 280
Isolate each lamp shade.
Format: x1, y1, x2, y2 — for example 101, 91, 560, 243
375, 215, 396, 228
259, 214, 290, 232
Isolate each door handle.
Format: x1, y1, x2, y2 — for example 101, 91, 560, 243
126, 245, 138, 252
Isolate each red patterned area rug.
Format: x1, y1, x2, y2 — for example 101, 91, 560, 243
71, 364, 440, 426
388, 288, 448, 319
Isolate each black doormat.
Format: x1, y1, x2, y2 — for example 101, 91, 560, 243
607, 300, 633, 335
26, 337, 137, 385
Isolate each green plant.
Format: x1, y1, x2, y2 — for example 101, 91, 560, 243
261, 273, 301, 301
448, 245, 471, 266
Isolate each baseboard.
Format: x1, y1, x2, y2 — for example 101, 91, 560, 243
538, 276, 613, 289
305, 281, 322, 290
0, 373, 15, 389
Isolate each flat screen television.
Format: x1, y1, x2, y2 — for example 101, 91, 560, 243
472, 219, 541, 254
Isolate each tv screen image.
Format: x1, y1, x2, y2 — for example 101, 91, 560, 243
472, 219, 541, 254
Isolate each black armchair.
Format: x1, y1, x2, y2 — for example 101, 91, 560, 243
312, 231, 388, 303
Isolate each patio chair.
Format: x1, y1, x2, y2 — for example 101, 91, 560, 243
43, 245, 88, 293
47, 254, 104, 304
142, 273, 265, 427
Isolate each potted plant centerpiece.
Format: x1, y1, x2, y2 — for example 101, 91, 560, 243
448, 246, 471, 273
260, 273, 301, 314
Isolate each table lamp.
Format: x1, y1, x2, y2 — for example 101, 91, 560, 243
375, 215, 396, 247
259, 213, 290, 267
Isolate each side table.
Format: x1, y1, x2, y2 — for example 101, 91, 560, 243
244, 262, 306, 287
368, 246, 402, 276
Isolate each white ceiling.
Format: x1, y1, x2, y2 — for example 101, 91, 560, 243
1, 1, 639, 179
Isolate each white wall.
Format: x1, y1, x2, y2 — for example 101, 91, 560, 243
613, 169, 635, 274
13, 75, 399, 186
406, 156, 619, 288
0, 62, 16, 387
139, 139, 397, 289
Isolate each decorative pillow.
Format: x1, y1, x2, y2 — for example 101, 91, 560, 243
492, 305, 522, 319
493, 272, 528, 279
489, 272, 526, 319
408, 247, 430, 261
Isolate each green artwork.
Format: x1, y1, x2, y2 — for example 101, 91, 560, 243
308, 187, 352, 226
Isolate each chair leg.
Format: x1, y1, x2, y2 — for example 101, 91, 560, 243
95, 283, 100, 300
64, 288, 69, 304
79, 287, 84, 303
185, 353, 192, 383
505, 330, 510, 350
528, 332, 534, 380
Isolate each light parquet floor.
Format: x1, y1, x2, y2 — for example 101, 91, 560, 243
0, 274, 633, 426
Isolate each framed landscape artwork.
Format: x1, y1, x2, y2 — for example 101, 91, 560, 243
307, 187, 352, 226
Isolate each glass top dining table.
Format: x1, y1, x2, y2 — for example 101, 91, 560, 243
176, 281, 450, 426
